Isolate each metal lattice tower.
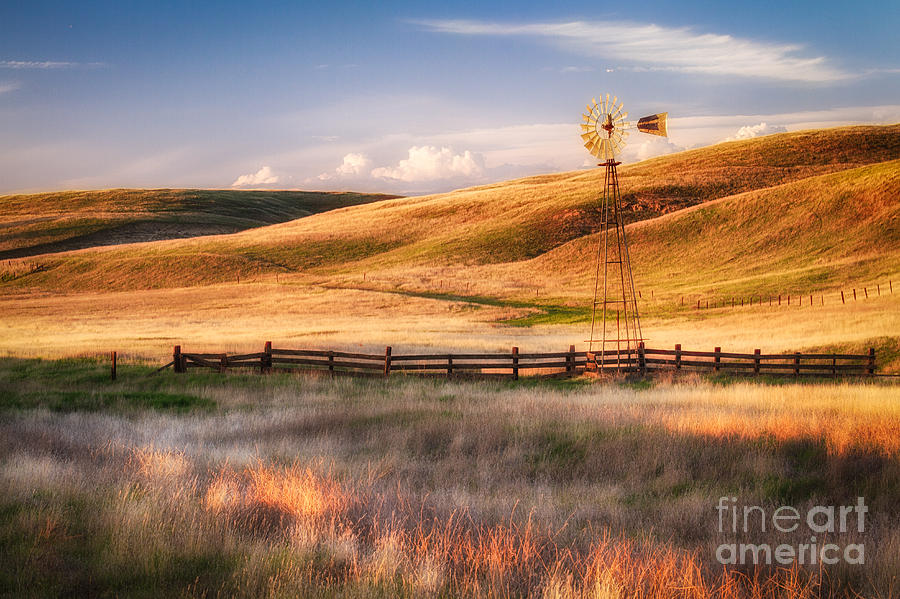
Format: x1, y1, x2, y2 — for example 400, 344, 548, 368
587, 159, 642, 370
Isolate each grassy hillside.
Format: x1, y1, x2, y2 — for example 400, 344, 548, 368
0, 188, 397, 259
522, 158, 900, 299
2, 124, 898, 295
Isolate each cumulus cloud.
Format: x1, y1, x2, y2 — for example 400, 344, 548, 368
335, 152, 371, 176
622, 136, 685, 162
231, 165, 279, 187
316, 152, 372, 181
414, 19, 849, 82
724, 122, 788, 141
371, 146, 485, 182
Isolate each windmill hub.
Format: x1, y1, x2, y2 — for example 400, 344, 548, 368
579, 94, 669, 372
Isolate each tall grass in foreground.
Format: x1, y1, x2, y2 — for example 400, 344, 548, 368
1, 363, 898, 597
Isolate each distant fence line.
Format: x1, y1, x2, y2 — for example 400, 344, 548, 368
165, 342, 876, 379
685, 279, 894, 312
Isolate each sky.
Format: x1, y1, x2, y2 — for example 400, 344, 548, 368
1, 0, 898, 196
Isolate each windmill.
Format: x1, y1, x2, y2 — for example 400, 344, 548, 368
580, 94, 668, 372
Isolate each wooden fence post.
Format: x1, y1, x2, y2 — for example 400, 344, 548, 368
511, 346, 519, 380
794, 353, 801, 377
263, 341, 272, 374
877, 284, 880, 296
864, 287, 868, 299
778, 295, 781, 306
219, 354, 227, 373
111, 351, 117, 381
753, 349, 760, 375
675, 343, 682, 370
174, 345, 183, 373
447, 355, 453, 377
853, 289, 857, 300
638, 342, 646, 376
328, 351, 335, 375
714, 347, 721, 372
868, 348, 876, 375
841, 291, 845, 304
697, 299, 700, 310
567, 344, 575, 374
384, 346, 392, 377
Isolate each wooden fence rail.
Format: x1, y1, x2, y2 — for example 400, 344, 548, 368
170, 343, 875, 379
587, 343, 874, 376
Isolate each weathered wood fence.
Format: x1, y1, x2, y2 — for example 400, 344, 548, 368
588, 343, 875, 376
168, 342, 875, 378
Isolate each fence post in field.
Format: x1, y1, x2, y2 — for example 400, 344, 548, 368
714, 347, 721, 372
512, 346, 519, 380
263, 341, 272, 374
794, 353, 801, 377
864, 287, 868, 299
638, 342, 646, 376
809, 294, 812, 306
877, 284, 880, 296
853, 289, 857, 300
778, 295, 781, 306
754, 349, 760, 375
891, 281, 893, 293
447, 355, 453, 377
328, 351, 335, 375
832, 356, 837, 376
219, 354, 227, 373
567, 344, 575, 374
841, 291, 845, 304
675, 343, 682, 370
111, 351, 117, 381
384, 346, 392, 377
174, 345, 183, 373
868, 348, 876, 375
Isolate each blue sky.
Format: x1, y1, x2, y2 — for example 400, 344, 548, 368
1, 0, 898, 195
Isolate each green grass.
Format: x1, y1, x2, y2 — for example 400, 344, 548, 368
0, 357, 215, 412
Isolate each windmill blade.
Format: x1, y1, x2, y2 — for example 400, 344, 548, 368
637, 112, 668, 137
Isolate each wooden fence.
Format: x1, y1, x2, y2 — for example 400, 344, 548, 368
588, 343, 875, 376
168, 342, 875, 379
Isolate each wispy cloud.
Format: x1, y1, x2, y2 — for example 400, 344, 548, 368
0, 81, 20, 95
0, 60, 106, 69
413, 19, 849, 82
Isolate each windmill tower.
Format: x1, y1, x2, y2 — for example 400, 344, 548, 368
580, 94, 668, 372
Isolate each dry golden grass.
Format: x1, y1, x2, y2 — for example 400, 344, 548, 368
2, 369, 898, 597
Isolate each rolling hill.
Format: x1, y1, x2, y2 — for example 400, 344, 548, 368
0, 188, 397, 260
2, 124, 898, 299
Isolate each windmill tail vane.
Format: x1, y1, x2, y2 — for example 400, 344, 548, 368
637, 112, 668, 137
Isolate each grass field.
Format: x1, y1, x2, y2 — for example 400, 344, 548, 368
1, 124, 899, 597
1, 359, 898, 598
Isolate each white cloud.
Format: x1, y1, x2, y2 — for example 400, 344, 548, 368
414, 19, 849, 82
724, 122, 788, 142
316, 152, 372, 181
0, 60, 105, 69
335, 152, 371, 176
371, 146, 485, 182
231, 165, 279, 187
